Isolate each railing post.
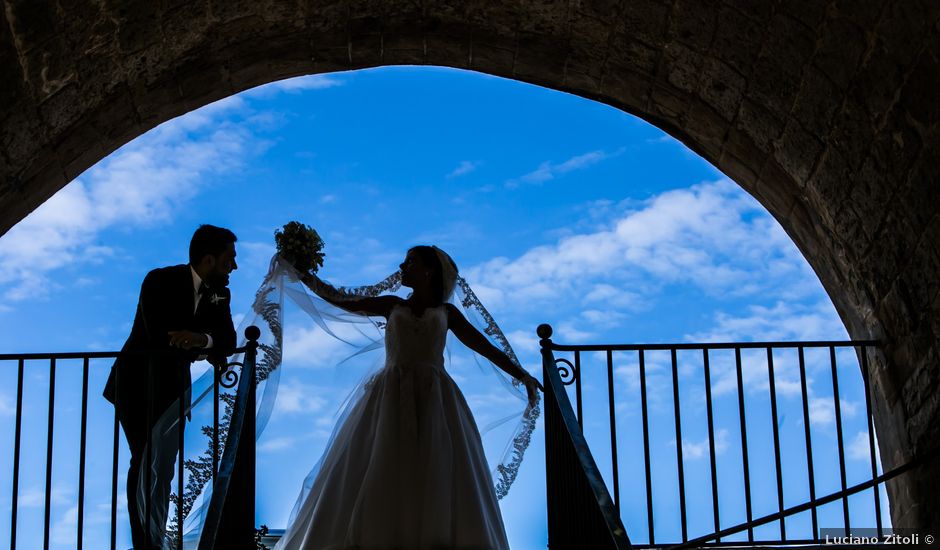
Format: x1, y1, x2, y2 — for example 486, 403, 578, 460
202, 326, 260, 550
540, 324, 631, 550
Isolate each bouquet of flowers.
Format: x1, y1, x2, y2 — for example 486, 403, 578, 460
275, 221, 325, 275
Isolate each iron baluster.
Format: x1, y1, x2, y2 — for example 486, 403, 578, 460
43, 358, 56, 550
78, 357, 90, 550
670, 349, 687, 542
734, 347, 753, 542
830, 346, 850, 532
766, 347, 785, 539
797, 346, 818, 538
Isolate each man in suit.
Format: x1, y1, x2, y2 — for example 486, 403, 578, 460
104, 224, 238, 549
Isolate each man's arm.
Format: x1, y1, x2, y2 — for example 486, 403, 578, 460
139, 269, 174, 347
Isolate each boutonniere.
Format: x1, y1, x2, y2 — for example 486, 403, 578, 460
209, 293, 227, 305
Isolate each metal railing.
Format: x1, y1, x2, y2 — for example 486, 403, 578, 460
540, 324, 632, 549
1, 327, 259, 550
537, 323, 910, 547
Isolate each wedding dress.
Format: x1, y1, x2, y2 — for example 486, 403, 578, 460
274, 301, 510, 549
143, 253, 536, 549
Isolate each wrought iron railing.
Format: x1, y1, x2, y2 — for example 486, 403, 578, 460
537, 323, 919, 547
1, 327, 259, 550
540, 324, 632, 549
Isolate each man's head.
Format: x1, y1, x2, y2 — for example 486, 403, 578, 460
189, 224, 238, 288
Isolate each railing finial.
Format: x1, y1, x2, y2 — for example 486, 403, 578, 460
537, 323, 553, 341
244, 325, 261, 342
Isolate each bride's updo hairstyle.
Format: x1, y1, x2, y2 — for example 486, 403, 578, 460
408, 245, 459, 305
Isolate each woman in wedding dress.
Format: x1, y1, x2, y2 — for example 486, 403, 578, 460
274, 245, 542, 550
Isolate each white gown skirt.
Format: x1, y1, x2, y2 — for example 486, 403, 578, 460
275, 362, 510, 550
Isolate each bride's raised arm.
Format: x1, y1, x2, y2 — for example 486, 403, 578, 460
445, 303, 544, 404
299, 270, 400, 318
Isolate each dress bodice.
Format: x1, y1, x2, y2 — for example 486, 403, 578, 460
384, 302, 448, 369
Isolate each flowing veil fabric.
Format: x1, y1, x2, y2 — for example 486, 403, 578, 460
140, 254, 540, 548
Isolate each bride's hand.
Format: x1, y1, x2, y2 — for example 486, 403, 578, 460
523, 374, 543, 406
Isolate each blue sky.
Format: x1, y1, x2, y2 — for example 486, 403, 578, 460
0, 67, 887, 548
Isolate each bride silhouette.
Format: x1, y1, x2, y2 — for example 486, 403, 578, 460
273, 245, 542, 550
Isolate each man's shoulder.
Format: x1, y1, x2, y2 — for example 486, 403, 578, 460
143, 264, 190, 285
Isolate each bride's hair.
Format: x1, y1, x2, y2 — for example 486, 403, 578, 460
408, 245, 458, 305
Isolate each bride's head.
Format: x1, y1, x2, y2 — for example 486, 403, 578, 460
400, 245, 459, 304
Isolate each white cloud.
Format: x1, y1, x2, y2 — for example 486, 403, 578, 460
259, 436, 299, 453
17, 485, 72, 508
280, 321, 379, 369
676, 428, 730, 459
447, 160, 481, 179
247, 74, 345, 97
505, 150, 612, 188
809, 397, 858, 427
685, 301, 846, 343
51, 505, 79, 545
0, 393, 13, 416
848, 430, 879, 462
274, 380, 329, 414
465, 179, 817, 317
0, 96, 261, 303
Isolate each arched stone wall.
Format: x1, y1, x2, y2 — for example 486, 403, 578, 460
1, 0, 937, 529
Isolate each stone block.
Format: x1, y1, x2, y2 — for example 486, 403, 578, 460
712, 5, 763, 75
22, 36, 78, 101
828, 98, 874, 172
208, 0, 260, 25
424, 28, 471, 69
618, 0, 670, 48
347, 31, 383, 66
468, 41, 515, 76
698, 57, 744, 123
607, 33, 658, 77
160, 2, 213, 53
514, 0, 569, 37
718, 127, 761, 185
683, 101, 726, 162
755, 156, 799, 217
774, 119, 823, 186
599, 66, 651, 113
467, 2, 519, 37
778, 0, 827, 32
659, 42, 702, 94
0, 106, 47, 171
667, 0, 716, 51
648, 81, 689, 122
514, 32, 568, 86
113, 1, 163, 54
305, 0, 349, 33
848, 156, 897, 241
38, 82, 88, 135
746, 51, 802, 122
812, 16, 866, 92
56, 122, 105, 181
129, 74, 183, 128
896, 147, 938, 232
568, 12, 610, 66
899, 51, 940, 129
852, 47, 907, 122
4, 0, 58, 51
791, 66, 841, 138
735, 98, 784, 152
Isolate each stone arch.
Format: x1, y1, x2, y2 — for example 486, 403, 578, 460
1, 0, 937, 529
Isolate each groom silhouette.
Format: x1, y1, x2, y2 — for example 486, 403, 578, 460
104, 224, 238, 549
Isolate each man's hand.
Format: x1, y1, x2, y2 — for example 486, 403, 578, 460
168, 330, 209, 350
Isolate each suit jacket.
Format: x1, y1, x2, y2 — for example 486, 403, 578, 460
103, 264, 237, 418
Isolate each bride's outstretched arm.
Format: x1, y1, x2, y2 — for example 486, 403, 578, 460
446, 304, 544, 403
299, 272, 399, 318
